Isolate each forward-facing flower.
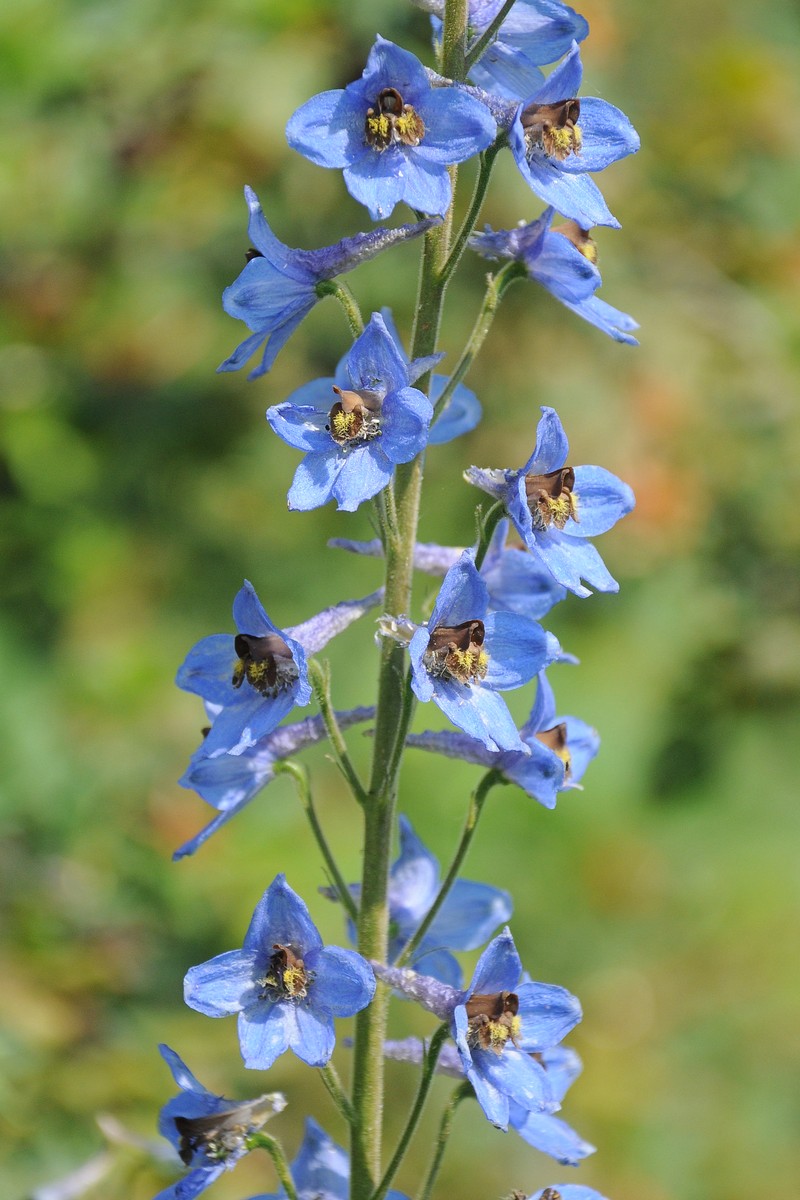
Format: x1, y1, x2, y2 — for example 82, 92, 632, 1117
408, 668, 600, 809
433, 0, 589, 101
252, 1117, 409, 1200
184, 875, 375, 1071
176, 582, 381, 758
338, 814, 512, 986
509, 43, 639, 229
407, 552, 560, 752
267, 313, 433, 511
286, 36, 496, 220
466, 406, 635, 597
471, 209, 638, 344
155, 1044, 286, 1200
175, 707, 375, 860
217, 186, 437, 379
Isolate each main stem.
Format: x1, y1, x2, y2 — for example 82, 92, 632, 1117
349, 4, 468, 1198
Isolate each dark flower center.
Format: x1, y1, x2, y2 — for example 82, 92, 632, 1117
520, 98, 582, 162
232, 632, 298, 696
365, 87, 425, 151
327, 385, 383, 446
424, 619, 488, 684
174, 1101, 266, 1166
524, 466, 578, 530
540, 1191, 563, 1200
465, 990, 521, 1054
534, 722, 572, 781
259, 943, 310, 1001
553, 220, 597, 264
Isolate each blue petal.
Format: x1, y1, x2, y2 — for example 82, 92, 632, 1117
331, 444, 394, 511
466, 1057, 513, 1128
287, 452, 343, 511
291, 1003, 336, 1066
381, 387, 433, 463
516, 979, 582, 1049
238, 1002, 291, 1070
410, 945, 463, 987
523, 406, 569, 474
267, 403, 333, 453
348, 313, 410, 393
243, 186, 316, 282
429, 552, 488, 628
570, 465, 635, 536
565, 715, 600, 783
539, 1044, 584, 1101
510, 1108, 596, 1165
433, 676, 526, 752
405, 728, 500, 770
521, 670, 558, 735
513, 142, 620, 229
529, 41, 583, 104
563, 293, 640, 343
184, 949, 259, 1016
532, 231, 602, 304
232, 579, 273, 636
530, 1188, 610, 1200
286, 89, 358, 169
201, 684, 303, 758
474, 1045, 554, 1116
292, 1118, 349, 1199
532, 531, 619, 596
159, 1044, 208, 1096
468, 928, 521, 993
482, 543, 567, 620
409, 627, 436, 703
469, 43, 546, 101
308, 945, 375, 1015
483, 611, 559, 690
344, 153, 407, 222
559, 96, 640, 173
390, 814, 440, 922
153, 1161, 225, 1200
176, 635, 238, 706
430, 879, 513, 950
363, 36, 432, 100
503, 739, 564, 808
243, 874, 323, 956
413, 87, 496, 163
429, 377, 482, 444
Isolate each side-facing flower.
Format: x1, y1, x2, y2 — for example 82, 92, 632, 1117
466, 406, 635, 596
250, 1116, 409, 1200
471, 209, 638, 344
267, 313, 432, 512
433, 0, 589, 101
184, 875, 375, 1071
155, 1043, 286, 1200
526, 1189, 610, 1200
337, 814, 512, 986
286, 36, 496, 221
452, 928, 582, 1128
176, 582, 381, 758
175, 707, 376, 860
509, 43, 639, 229
408, 668, 600, 809
331, 519, 566, 621
408, 552, 561, 752
217, 186, 437, 379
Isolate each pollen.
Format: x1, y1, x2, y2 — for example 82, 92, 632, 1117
525, 467, 579, 531
332, 409, 359, 440
425, 620, 489, 685
520, 98, 582, 163
365, 87, 425, 151
465, 990, 522, 1055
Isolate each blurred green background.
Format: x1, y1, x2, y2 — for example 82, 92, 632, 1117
2, 0, 799, 1197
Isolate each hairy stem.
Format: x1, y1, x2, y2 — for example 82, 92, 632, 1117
309, 659, 369, 808
417, 1082, 471, 1200
317, 279, 365, 337
319, 1062, 356, 1126
248, 1133, 298, 1200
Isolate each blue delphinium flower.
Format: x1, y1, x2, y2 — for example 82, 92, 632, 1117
509, 43, 639, 229
433, 0, 589, 101
217, 186, 438, 379
286, 36, 497, 221
338, 814, 512, 986
331, 518, 566, 621
471, 209, 638, 344
374, 928, 582, 1129
154, 1043, 286, 1200
527, 1189, 610, 1200
267, 313, 433, 511
407, 551, 560, 752
176, 582, 381, 758
465, 406, 635, 597
408, 668, 600, 809
250, 1116, 409, 1200
509, 1045, 596, 1165
184, 875, 375, 1071
175, 707, 375, 860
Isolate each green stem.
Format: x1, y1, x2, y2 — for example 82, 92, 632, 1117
474, 500, 506, 570
395, 770, 505, 970
247, 1133, 298, 1200
319, 1062, 356, 1126
464, 0, 517, 72
440, 145, 500, 288
349, 6, 469, 1197
316, 279, 365, 337
417, 1083, 471, 1200
275, 759, 358, 924
432, 261, 523, 425
368, 1025, 450, 1200
309, 659, 369, 808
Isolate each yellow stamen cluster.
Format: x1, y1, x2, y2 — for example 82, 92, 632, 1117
447, 646, 489, 682
331, 409, 359, 440
542, 122, 582, 161
281, 963, 308, 998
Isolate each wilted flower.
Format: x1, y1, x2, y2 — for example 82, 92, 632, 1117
184, 875, 375, 1071
287, 37, 496, 220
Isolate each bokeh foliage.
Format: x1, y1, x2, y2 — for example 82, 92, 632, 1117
2, 0, 799, 1198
